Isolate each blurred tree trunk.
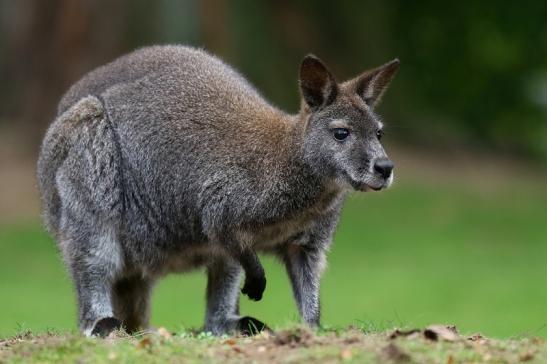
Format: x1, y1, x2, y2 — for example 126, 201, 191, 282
1, 0, 155, 154
5, 0, 89, 150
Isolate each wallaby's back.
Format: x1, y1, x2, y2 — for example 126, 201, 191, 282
40, 45, 295, 244
59, 45, 273, 116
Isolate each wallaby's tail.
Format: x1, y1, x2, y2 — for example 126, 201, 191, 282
37, 96, 106, 236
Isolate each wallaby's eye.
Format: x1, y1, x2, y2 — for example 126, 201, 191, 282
333, 128, 350, 141
377, 129, 384, 140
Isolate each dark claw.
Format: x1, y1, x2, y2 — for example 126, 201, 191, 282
241, 275, 266, 301
237, 316, 272, 336
90, 317, 121, 337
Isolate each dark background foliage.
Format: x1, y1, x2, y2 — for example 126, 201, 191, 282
1, 0, 546, 159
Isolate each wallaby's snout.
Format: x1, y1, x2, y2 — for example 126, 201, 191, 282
373, 158, 394, 180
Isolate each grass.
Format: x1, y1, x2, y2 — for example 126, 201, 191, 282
0, 163, 546, 342
1, 326, 546, 363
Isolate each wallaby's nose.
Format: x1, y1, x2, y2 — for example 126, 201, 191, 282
374, 158, 394, 179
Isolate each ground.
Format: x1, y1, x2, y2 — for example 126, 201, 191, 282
1, 326, 546, 363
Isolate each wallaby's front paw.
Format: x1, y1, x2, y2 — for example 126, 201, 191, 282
241, 275, 266, 301
90, 317, 122, 338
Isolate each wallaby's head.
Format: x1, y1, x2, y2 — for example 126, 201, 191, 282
298, 55, 399, 192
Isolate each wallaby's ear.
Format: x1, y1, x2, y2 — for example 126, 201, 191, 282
352, 58, 400, 108
299, 55, 338, 111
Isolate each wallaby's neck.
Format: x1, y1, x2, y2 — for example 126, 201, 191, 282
263, 108, 340, 204
268, 109, 309, 168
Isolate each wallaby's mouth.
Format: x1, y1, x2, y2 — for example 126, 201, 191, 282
342, 171, 388, 192
350, 180, 383, 192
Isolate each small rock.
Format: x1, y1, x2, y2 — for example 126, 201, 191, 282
520, 351, 535, 362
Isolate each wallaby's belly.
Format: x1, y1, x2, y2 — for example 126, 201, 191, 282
151, 244, 230, 277
122, 193, 334, 277
142, 220, 307, 277
237, 215, 314, 252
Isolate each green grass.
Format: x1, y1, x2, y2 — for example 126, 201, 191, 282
0, 179, 546, 339
1, 326, 546, 363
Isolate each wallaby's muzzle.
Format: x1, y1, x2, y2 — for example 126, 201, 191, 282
373, 158, 394, 180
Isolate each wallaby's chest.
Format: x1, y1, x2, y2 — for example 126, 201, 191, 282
242, 214, 315, 251
238, 188, 344, 251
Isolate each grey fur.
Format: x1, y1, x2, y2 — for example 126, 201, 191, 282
37, 45, 399, 336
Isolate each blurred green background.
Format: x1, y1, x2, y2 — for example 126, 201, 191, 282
0, 0, 546, 339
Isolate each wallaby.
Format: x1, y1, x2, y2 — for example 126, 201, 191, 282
37, 45, 399, 337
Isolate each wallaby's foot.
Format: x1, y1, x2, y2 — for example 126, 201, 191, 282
89, 317, 122, 337
204, 316, 271, 336
237, 316, 271, 336
241, 275, 266, 301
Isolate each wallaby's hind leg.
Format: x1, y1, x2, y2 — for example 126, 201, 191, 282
112, 275, 153, 334
62, 225, 123, 337
49, 94, 125, 337
73, 265, 121, 337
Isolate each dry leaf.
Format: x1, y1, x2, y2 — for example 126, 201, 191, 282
467, 333, 484, 341
157, 327, 172, 339
224, 338, 237, 346
467, 333, 488, 345
424, 325, 460, 342
340, 348, 353, 361
446, 355, 455, 364
136, 337, 153, 350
